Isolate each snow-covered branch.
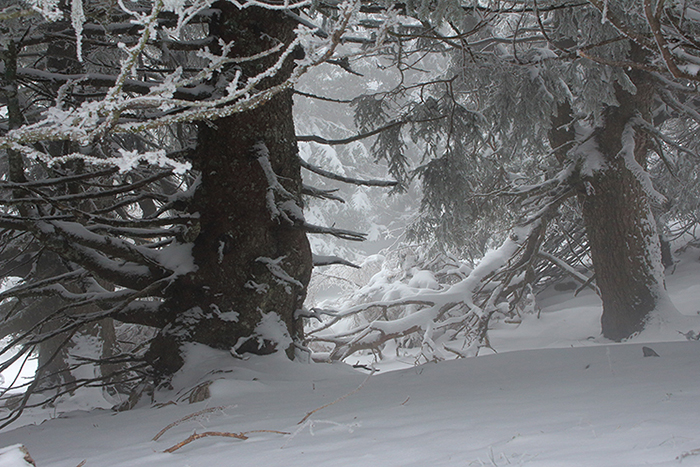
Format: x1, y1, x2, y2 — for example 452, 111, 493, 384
306, 228, 539, 362
299, 157, 399, 187
1, 0, 360, 175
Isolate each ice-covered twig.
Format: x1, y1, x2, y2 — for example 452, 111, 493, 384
0, 0, 360, 173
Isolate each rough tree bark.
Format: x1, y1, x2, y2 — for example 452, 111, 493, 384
580, 67, 667, 341
549, 60, 668, 341
146, 4, 312, 377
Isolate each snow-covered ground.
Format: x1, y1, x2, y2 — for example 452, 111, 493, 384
2, 252, 700, 466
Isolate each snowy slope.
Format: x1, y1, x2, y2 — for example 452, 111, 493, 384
2, 253, 700, 466
1, 342, 699, 467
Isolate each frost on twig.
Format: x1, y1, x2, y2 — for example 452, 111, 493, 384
281, 374, 369, 448
2, 0, 360, 174
70, 0, 85, 62
153, 406, 290, 453
282, 419, 359, 448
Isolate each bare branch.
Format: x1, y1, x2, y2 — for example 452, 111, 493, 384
299, 157, 398, 187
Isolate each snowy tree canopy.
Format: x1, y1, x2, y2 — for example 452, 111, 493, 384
305, 0, 700, 361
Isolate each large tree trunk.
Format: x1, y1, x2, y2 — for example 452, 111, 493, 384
146, 4, 312, 377
578, 65, 668, 341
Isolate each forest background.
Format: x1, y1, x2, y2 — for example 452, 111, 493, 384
0, 0, 699, 437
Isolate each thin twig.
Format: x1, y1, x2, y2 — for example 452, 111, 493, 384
163, 429, 290, 453
677, 447, 700, 461
297, 371, 374, 425
152, 405, 231, 441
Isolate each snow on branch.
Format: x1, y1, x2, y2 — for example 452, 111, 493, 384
307, 228, 535, 362
257, 256, 304, 294
257, 144, 367, 240
538, 251, 599, 295
312, 254, 360, 268
299, 157, 398, 187
22, 0, 63, 21
302, 185, 346, 203
643, 0, 700, 83
2, 0, 360, 174
256, 142, 300, 224
619, 121, 666, 205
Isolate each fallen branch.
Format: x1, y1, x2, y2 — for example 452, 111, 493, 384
163, 431, 247, 452
677, 447, 700, 461
152, 405, 231, 441
298, 370, 374, 425
163, 430, 290, 453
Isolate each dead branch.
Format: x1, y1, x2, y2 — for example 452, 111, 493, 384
302, 184, 346, 203
163, 431, 248, 452
163, 430, 290, 453
538, 251, 599, 294
298, 120, 405, 146
302, 222, 367, 241
299, 157, 398, 187
152, 405, 231, 441
312, 254, 360, 268
298, 371, 374, 425
677, 447, 700, 461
